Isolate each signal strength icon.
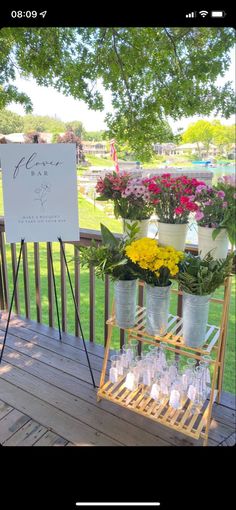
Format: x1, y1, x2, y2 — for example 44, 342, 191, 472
186, 12, 196, 17
199, 10, 208, 17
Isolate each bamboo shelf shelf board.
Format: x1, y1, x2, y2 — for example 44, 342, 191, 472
107, 306, 220, 356
98, 378, 217, 440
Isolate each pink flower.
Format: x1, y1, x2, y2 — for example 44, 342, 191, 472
196, 184, 207, 194
217, 190, 225, 199
222, 201, 228, 208
203, 200, 212, 206
195, 211, 205, 221
218, 175, 236, 187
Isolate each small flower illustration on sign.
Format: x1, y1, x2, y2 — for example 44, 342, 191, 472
34, 183, 51, 208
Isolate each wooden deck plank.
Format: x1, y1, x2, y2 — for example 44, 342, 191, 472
1, 348, 232, 448
0, 400, 13, 420
0, 379, 122, 446
0, 312, 107, 358
0, 359, 172, 446
212, 402, 235, 428
0, 409, 30, 443
219, 432, 235, 447
219, 392, 236, 411
1, 345, 171, 446
3, 420, 47, 446
34, 431, 68, 446
0, 313, 235, 447
1, 340, 233, 447
0, 319, 109, 374
0, 331, 102, 386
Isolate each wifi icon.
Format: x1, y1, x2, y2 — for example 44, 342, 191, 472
199, 10, 208, 17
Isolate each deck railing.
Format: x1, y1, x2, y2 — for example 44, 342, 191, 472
0, 216, 234, 350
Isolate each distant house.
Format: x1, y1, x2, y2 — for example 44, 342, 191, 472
82, 141, 107, 156
175, 143, 218, 157
153, 142, 177, 155
2, 133, 26, 143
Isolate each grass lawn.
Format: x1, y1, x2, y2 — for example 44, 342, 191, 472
0, 176, 235, 393
85, 154, 114, 167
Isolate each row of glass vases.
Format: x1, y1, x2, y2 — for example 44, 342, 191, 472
109, 342, 212, 411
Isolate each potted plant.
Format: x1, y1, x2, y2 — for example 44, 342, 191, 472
125, 238, 184, 336
77, 224, 138, 329
95, 172, 153, 238
146, 174, 202, 251
177, 252, 233, 347
193, 181, 236, 259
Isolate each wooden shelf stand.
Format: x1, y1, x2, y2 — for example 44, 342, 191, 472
97, 277, 231, 446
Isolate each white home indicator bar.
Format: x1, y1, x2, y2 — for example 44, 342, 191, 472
76, 504, 160, 507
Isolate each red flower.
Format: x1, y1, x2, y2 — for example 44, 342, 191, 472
180, 196, 190, 204
185, 201, 199, 212
175, 206, 184, 215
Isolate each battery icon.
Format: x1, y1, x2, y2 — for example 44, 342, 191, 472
211, 11, 226, 17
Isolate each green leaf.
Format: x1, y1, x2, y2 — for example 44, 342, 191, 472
100, 223, 119, 248
95, 195, 108, 201
212, 227, 222, 240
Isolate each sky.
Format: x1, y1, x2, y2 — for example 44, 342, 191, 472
7, 47, 235, 134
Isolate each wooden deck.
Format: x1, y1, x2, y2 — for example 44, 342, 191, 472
0, 312, 235, 447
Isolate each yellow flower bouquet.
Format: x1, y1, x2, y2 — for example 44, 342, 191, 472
125, 238, 184, 335
125, 238, 184, 286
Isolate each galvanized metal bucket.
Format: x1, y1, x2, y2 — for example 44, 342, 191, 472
114, 280, 137, 329
145, 283, 172, 336
183, 291, 211, 347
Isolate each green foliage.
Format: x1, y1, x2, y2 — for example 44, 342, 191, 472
83, 130, 106, 141
76, 223, 138, 281
182, 120, 215, 156
65, 121, 85, 137
212, 121, 235, 154
0, 109, 24, 134
0, 27, 235, 159
177, 252, 234, 295
23, 114, 65, 133
182, 119, 235, 157
214, 178, 236, 246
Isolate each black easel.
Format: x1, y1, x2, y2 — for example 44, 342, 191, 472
0, 238, 24, 363
0, 134, 96, 387
59, 238, 96, 388
0, 237, 96, 387
48, 242, 62, 340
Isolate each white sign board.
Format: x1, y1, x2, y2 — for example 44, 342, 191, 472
0, 144, 80, 243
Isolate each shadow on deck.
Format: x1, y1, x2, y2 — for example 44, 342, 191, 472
0, 312, 235, 447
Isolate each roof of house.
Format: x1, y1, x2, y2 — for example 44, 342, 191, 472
3, 133, 26, 143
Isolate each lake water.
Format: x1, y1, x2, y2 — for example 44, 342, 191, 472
148, 165, 235, 245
